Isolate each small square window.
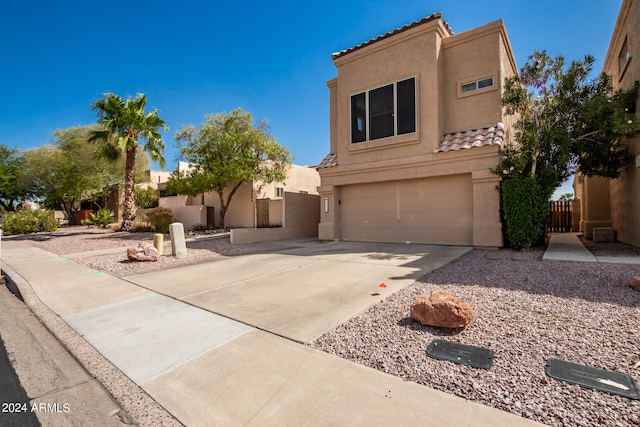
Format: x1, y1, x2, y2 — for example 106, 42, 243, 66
276, 187, 284, 198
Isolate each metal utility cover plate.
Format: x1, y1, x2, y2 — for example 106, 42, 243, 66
426, 340, 494, 369
545, 358, 640, 400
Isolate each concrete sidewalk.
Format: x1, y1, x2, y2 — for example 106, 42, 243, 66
1, 240, 544, 427
544, 233, 640, 265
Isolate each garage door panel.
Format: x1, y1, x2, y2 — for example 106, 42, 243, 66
340, 175, 472, 245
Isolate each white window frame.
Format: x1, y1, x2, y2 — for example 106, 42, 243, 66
457, 72, 498, 99
275, 186, 284, 198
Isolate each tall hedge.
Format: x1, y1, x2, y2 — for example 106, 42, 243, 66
501, 178, 549, 250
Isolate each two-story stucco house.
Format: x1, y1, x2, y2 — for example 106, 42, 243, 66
317, 13, 517, 248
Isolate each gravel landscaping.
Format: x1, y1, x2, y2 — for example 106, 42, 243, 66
6, 227, 288, 277
311, 248, 640, 427
6, 227, 640, 426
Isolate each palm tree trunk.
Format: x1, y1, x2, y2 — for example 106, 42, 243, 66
121, 147, 137, 230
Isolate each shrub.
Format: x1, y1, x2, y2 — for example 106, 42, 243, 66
89, 209, 115, 228
2, 209, 59, 235
135, 187, 159, 209
501, 178, 550, 250
129, 222, 154, 232
145, 207, 175, 233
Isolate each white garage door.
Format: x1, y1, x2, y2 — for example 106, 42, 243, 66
340, 174, 473, 245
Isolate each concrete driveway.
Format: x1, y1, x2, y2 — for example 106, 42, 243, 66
124, 240, 471, 343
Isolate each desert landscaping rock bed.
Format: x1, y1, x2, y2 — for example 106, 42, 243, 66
6, 227, 286, 277
311, 248, 640, 427
6, 227, 640, 426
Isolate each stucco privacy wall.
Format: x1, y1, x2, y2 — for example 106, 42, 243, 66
318, 14, 516, 247
231, 192, 320, 244
604, 0, 640, 247
155, 196, 206, 230
162, 165, 321, 229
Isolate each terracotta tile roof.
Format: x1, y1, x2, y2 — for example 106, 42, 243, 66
332, 12, 453, 60
317, 153, 338, 169
435, 123, 505, 153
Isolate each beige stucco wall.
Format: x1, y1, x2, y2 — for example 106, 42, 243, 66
201, 182, 255, 228
256, 164, 321, 199
137, 205, 206, 231
143, 169, 173, 190
576, 176, 612, 239
158, 165, 320, 230
442, 22, 514, 134
231, 192, 320, 244
602, 0, 640, 247
319, 17, 515, 247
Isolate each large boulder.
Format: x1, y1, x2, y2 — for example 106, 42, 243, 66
127, 243, 160, 262
630, 277, 640, 292
410, 291, 473, 329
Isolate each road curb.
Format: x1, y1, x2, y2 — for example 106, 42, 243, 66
1, 261, 182, 427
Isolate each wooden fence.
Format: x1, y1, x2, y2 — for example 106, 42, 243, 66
547, 200, 573, 233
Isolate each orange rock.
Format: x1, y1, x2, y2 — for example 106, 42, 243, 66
410, 291, 473, 329
630, 277, 640, 292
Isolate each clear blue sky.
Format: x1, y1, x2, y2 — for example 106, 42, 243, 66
0, 0, 622, 195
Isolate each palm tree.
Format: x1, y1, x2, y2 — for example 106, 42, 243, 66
90, 93, 167, 230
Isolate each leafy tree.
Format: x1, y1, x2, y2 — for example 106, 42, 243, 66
0, 144, 29, 212
497, 50, 639, 196
573, 74, 639, 178
90, 93, 167, 231
496, 50, 639, 248
134, 186, 159, 209
167, 108, 292, 229
21, 126, 149, 221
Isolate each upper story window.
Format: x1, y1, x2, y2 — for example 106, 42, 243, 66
351, 77, 416, 143
619, 36, 631, 79
461, 77, 494, 93
275, 186, 284, 198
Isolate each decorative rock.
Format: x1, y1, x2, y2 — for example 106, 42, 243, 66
127, 243, 160, 262
410, 291, 473, 328
630, 277, 640, 292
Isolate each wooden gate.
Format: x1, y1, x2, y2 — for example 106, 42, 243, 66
207, 206, 215, 229
256, 199, 270, 228
548, 200, 572, 233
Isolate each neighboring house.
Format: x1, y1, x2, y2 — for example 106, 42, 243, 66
317, 13, 517, 247
157, 163, 321, 232
574, 0, 640, 247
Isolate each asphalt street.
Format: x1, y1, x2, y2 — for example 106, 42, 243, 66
0, 282, 132, 427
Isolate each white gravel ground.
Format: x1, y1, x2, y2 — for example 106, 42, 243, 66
7, 227, 640, 426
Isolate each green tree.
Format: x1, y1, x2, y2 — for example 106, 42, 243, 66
90, 93, 167, 230
167, 108, 292, 229
0, 145, 29, 212
498, 50, 639, 196
22, 126, 135, 221
496, 51, 639, 248
134, 186, 159, 209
